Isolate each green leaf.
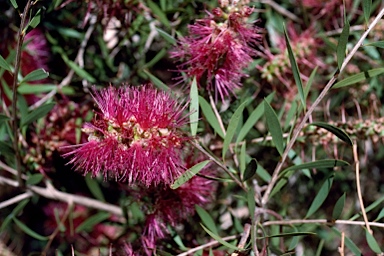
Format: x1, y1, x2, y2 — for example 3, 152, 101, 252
243, 159, 257, 181
13, 217, 49, 241
222, 101, 248, 159
259, 232, 315, 239
75, 212, 110, 233
280, 159, 350, 177
336, 10, 350, 69
201, 224, 240, 251
142, 70, 169, 91
59, 51, 96, 83
147, 0, 170, 28
190, 77, 199, 136
85, 174, 106, 202
375, 208, 384, 221
332, 193, 346, 220
0, 114, 10, 124
364, 41, 384, 48
239, 141, 246, 177
247, 185, 256, 218
363, 0, 372, 24
20, 102, 56, 127
264, 100, 284, 156
256, 164, 271, 183
284, 25, 305, 111
195, 205, 218, 235
10, 0, 18, 9
28, 9, 42, 29
171, 160, 210, 189
0, 199, 29, 232
20, 68, 49, 84
237, 92, 274, 143
305, 175, 334, 218
0, 54, 12, 72
365, 230, 382, 253
309, 122, 353, 146
26, 174, 44, 186
18, 84, 74, 94
332, 228, 361, 255
156, 28, 176, 45
199, 96, 224, 138
0, 141, 15, 158
332, 68, 384, 89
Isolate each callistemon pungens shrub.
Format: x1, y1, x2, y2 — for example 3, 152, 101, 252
64, 84, 191, 187
172, 0, 262, 100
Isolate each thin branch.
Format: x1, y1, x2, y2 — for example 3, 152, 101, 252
353, 142, 371, 233
0, 191, 33, 210
338, 232, 345, 256
11, 0, 33, 188
261, 7, 384, 206
262, 219, 384, 228
42, 200, 73, 255
29, 16, 97, 110
192, 140, 246, 191
259, 0, 300, 22
0, 175, 124, 220
176, 235, 238, 256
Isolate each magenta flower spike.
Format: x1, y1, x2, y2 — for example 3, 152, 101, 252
64, 85, 190, 187
172, 0, 262, 100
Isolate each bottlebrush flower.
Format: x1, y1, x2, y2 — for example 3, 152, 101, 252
138, 155, 216, 254
64, 84, 190, 187
172, 0, 262, 100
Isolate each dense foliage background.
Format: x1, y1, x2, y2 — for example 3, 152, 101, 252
1, 0, 384, 255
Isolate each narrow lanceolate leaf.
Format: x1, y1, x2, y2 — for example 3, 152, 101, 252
364, 41, 384, 48
259, 232, 316, 239
199, 96, 224, 138
156, 28, 176, 45
20, 102, 56, 127
237, 92, 274, 143
310, 122, 353, 146
363, 0, 372, 24
143, 70, 170, 91
332, 193, 346, 220
26, 174, 44, 186
0, 114, 10, 124
0, 54, 12, 71
10, 0, 18, 9
171, 160, 210, 189
336, 10, 350, 70
280, 159, 350, 178
200, 224, 241, 251
365, 230, 382, 254
13, 217, 49, 241
332, 68, 384, 89
284, 25, 305, 111
75, 212, 110, 233
147, 0, 170, 28
222, 100, 248, 159
190, 77, 199, 136
243, 159, 257, 181
195, 205, 218, 235
85, 174, 106, 202
20, 68, 49, 84
264, 100, 284, 156
305, 175, 334, 218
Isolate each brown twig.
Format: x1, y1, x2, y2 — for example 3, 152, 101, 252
262, 219, 384, 228
176, 235, 239, 256
11, 0, 33, 188
338, 232, 345, 256
0, 175, 124, 220
352, 142, 372, 234
261, 7, 384, 206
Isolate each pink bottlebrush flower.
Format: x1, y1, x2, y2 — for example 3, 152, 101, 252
22, 28, 50, 78
64, 85, 190, 187
172, 0, 262, 101
138, 156, 216, 253
0, 28, 50, 106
